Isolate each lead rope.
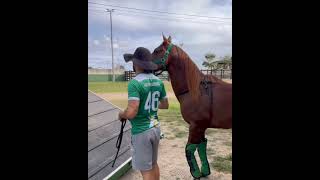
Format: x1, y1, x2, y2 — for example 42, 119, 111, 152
111, 119, 127, 167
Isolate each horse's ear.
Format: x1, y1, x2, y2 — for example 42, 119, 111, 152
168, 36, 172, 43
162, 33, 167, 42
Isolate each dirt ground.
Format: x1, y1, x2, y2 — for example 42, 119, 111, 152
97, 79, 232, 180
119, 133, 232, 180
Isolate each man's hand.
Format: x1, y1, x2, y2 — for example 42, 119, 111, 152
118, 100, 139, 121
118, 111, 126, 122
159, 98, 169, 109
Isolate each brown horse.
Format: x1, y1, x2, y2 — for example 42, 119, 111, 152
151, 35, 232, 179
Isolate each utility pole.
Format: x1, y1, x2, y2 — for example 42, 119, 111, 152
106, 9, 115, 82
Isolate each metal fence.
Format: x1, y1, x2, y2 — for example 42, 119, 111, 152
124, 71, 170, 81
124, 69, 232, 81
201, 69, 232, 79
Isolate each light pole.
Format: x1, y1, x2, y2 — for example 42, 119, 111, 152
106, 9, 115, 82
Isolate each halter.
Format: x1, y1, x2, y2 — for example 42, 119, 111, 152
154, 43, 173, 71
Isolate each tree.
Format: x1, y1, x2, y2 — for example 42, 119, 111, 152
202, 53, 217, 70
220, 55, 232, 69
222, 55, 232, 62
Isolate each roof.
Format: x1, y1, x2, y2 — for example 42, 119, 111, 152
88, 91, 132, 180
213, 60, 232, 64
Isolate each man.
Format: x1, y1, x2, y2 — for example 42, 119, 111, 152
119, 47, 169, 180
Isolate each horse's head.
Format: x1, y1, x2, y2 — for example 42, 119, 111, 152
152, 34, 203, 103
151, 34, 174, 72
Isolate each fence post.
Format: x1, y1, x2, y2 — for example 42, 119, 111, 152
126, 71, 129, 81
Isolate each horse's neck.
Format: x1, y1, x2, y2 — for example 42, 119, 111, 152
167, 50, 202, 98
168, 63, 188, 97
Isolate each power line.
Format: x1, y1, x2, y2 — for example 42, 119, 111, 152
89, 5, 231, 22
88, 8, 105, 12
88, 8, 231, 25
114, 12, 231, 25
89, 6, 231, 23
88, 10, 105, 15
115, 9, 231, 23
88, 1, 231, 20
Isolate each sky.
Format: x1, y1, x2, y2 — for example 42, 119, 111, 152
88, 0, 232, 70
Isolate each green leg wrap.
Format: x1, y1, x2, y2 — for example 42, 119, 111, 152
197, 138, 211, 177
185, 143, 201, 179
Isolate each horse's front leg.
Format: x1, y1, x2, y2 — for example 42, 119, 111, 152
197, 135, 210, 177
185, 125, 205, 179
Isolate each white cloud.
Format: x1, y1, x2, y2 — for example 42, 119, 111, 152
104, 35, 110, 41
89, 0, 232, 69
113, 43, 119, 49
93, 40, 100, 45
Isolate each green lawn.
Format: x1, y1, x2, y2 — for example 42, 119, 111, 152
88, 74, 125, 82
88, 82, 129, 93
88, 81, 173, 93
211, 154, 232, 173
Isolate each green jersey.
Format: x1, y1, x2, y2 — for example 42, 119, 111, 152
128, 73, 167, 135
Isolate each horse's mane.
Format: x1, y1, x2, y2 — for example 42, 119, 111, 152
176, 46, 224, 103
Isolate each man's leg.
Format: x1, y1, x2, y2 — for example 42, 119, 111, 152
154, 163, 160, 180
139, 127, 161, 180
141, 169, 155, 180
152, 127, 160, 180
132, 130, 154, 180
141, 163, 159, 180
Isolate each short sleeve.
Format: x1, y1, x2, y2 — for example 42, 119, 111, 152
159, 81, 167, 100
128, 80, 140, 101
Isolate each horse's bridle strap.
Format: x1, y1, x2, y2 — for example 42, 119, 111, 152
154, 43, 173, 70
162, 43, 173, 65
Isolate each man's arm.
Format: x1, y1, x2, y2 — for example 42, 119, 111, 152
119, 100, 139, 120
158, 98, 169, 109
120, 80, 140, 121
158, 81, 169, 109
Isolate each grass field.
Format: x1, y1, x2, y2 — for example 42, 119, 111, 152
88, 74, 125, 82
89, 82, 129, 93
88, 81, 232, 177
88, 81, 173, 93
